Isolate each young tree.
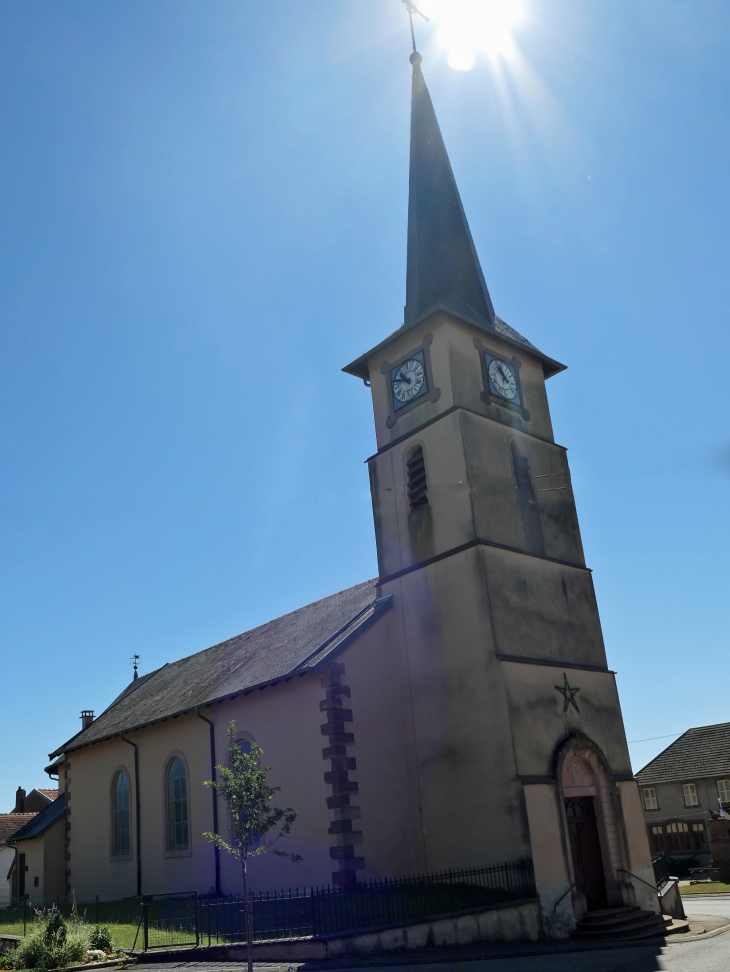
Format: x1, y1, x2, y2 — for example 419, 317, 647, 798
203, 720, 301, 972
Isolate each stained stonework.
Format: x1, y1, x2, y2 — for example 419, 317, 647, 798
320, 662, 364, 886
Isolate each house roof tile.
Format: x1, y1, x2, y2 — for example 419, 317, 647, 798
36, 788, 59, 801
0, 814, 37, 845
8, 796, 65, 843
635, 722, 730, 785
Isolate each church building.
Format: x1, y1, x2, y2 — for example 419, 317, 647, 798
46, 52, 658, 938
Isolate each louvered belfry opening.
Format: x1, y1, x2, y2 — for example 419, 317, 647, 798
407, 447, 428, 511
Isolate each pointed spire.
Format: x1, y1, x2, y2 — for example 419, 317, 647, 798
405, 53, 496, 328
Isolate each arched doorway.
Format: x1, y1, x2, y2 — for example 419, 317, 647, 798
560, 746, 630, 914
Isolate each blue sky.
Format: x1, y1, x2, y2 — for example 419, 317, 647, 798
1, 1, 728, 812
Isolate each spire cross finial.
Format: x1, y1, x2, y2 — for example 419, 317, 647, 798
131, 653, 140, 680
401, 0, 429, 55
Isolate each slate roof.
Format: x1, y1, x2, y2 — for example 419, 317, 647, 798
8, 796, 65, 843
342, 58, 565, 384
0, 814, 36, 845
51, 579, 391, 758
635, 723, 730, 785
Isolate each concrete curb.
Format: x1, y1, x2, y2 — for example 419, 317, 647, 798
53, 962, 125, 972
681, 891, 730, 898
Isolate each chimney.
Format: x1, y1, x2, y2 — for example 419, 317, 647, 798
80, 710, 95, 730
15, 787, 26, 813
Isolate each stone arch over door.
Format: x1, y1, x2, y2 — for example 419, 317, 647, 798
555, 735, 634, 916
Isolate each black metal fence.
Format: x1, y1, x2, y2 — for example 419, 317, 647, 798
651, 854, 670, 889
142, 892, 199, 950
141, 859, 535, 949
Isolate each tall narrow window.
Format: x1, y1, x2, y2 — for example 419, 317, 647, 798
643, 787, 658, 811
718, 780, 730, 803
112, 771, 131, 856
166, 757, 189, 851
691, 822, 706, 851
683, 783, 699, 807
664, 821, 691, 852
649, 825, 664, 854
511, 442, 544, 555
406, 447, 428, 511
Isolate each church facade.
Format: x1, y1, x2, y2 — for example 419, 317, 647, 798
46, 54, 657, 937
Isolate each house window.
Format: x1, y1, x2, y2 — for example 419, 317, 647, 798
664, 821, 691, 852
112, 770, 131, 856
643, 787, 658, 810
649, 825, 664, 854
718, 780, 730, 803
511, 442, 544, 555
166, 757, 189, 851
33, 877, 39, 888
683, 783, 699, 807
691, 823, 706, 850
406, 447, 428, 512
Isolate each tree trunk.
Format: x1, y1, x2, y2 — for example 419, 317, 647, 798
242, 858, 253, 972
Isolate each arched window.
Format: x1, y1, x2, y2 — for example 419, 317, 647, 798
166, 757, 189, 851
511, 441, 544, 555
406, 446, 428, 511
112, 771, 130, 857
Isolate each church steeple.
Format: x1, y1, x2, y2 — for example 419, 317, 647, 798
405, 52, 496, 328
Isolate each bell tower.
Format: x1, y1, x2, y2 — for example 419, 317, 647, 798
344, 52, 603, 672
343, 52, 656, 935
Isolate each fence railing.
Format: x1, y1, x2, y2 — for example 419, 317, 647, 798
140, 859, 535, 949
651, 853, 670, 889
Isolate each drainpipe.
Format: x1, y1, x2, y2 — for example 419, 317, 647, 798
119, 734, 141, 897
195, 708, 221, 895
12, 846, 18, 904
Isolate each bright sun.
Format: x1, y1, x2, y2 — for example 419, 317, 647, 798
419, 0, 524, 70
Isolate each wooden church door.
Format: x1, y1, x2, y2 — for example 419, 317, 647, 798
566, 797, 607, 911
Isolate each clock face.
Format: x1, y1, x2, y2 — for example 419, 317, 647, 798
392, 357, 427, 405
487, 357, 518, 401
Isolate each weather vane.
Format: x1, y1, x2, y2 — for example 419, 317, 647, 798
401, 0, 429, 55
131, 653, 140, 680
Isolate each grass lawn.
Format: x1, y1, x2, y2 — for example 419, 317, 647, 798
0, 903, 143, 950
680, 882, 730, 895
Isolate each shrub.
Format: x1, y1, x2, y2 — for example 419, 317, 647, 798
11, 915, 89, 971
87, 926, 114, 953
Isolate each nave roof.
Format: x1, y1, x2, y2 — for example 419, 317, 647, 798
50, 579, 390, 758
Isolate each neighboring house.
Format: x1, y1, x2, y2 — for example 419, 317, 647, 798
635, 723, 730, 864
7, 796, 66, 907
0, 814, 36, 906
42, 55, 658, 939
11, 787, 59, 815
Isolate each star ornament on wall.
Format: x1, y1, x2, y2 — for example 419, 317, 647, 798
555, 673, 580, 713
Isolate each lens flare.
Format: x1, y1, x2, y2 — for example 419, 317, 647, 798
420, 0, 524, 70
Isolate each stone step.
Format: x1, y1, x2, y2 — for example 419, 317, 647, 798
574, 912, 664, 933
572, 911, 690, 942
580, 905, 642, 921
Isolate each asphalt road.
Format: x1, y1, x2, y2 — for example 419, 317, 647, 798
683, 894, 730, 918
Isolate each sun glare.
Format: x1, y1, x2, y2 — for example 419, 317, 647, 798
420, 0, 524, 70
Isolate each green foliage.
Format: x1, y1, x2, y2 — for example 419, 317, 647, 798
87, 925, 114, 952
11, 911, 88, 971
203, 719, 302, 867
